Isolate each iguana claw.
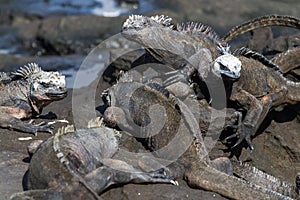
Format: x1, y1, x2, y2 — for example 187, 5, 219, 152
141, 69, 187, 87
29, 120, 54, 136
28, 119, 68, 136
162, 71, 186, 86
224, 123, 254, 150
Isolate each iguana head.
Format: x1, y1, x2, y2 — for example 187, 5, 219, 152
122, 14, 173, 41
122, 14, 242, 80
212, 54, 241, 79
12, 63, 67, 113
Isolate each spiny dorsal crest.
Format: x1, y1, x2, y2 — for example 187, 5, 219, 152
53, 125, 75, 165
236, 161, 297, 197
234, 47, 283, 73
0, 72, 11, 85
146, 80, 170, 98
116, 70, 130, 83
150, 15, 173, 27
241, 161, 292, 188
123, 15, 146, 29
177, 22, 229, 52
123, 14, 173, 30
57, 125, 75, 135
87, 117, 103, 128
11, 63, 42, 79
88, 117, 122, 141
0, 72, 9, 79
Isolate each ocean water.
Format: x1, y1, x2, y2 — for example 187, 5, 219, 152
3, 0, 156, 17
0, 0, 158, 88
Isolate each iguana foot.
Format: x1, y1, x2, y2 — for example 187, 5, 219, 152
85, 164, 178, 194
162, 70, 187, 86
141, 69, 187, 87
223, 111, 255, 150
0, 117, 56, 135
27, 119, 69, 136
224, 123, 254, 150
9, 189, 62, 200
26, 120, 55, 136
143, 168, 178, 185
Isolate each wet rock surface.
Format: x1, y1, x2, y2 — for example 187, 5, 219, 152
0, 0, 299, 199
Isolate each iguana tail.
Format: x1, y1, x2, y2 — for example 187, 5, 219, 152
271, 47, 300, 74
286, 78, 300, 103
186, 162, 295, 200
223, 15, 300, 43
231, 160, 299, 199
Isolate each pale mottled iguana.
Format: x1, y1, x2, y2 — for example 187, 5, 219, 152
0, 63, 67, 135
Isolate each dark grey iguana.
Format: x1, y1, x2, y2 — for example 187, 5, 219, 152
0, 63, 67, 135
223, 47, 300, 149
121, 15, 300, 87
10, 117, 176, 200
231, 160, 300, 198
121, 15, 242, 87
102, 71, 299, 200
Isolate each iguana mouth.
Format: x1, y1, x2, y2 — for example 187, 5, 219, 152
222, 71, 240, 80
46, 90, 68, 99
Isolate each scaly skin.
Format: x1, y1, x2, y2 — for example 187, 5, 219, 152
102, 71, 297, 200
271, 47, 300, 73
223, 15, 300, 43
0, 63, 67, 135
231, 160, 299, 198
225, 47, 300, 149
222, 14, 300, 75
121, 15, 241, 87
10, 118, 176, 200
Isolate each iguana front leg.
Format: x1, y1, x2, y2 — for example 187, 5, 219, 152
225, 89, 269, 150
185, 161, 293, 200
0, 116, 53, 135
226, 88, 288, 149
84, 158, 177, 194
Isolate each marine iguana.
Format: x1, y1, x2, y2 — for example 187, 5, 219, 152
0, 63, 67, 135
10, 117, 176, 200
102, 71, 299, 200
122, 14, 300, 150
224, 47, 300, 149
121, 15, 242, 87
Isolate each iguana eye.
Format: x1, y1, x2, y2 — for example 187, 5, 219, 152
219, 63, 229, 71
41, 82, 50, 87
